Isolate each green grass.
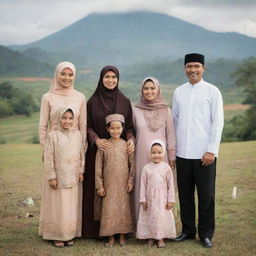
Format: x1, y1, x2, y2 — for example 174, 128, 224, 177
0, 107, 246, 144
0, 113, 39, 143
0, 141, 255, 255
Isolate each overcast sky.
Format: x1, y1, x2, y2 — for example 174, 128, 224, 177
0, 0, 255, 45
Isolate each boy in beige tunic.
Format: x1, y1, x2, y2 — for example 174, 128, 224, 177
95, 114, 135, 247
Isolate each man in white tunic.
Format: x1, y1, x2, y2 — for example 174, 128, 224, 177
172, 53, 224, 248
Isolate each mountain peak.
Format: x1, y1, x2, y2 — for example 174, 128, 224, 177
10, 11, 256, 67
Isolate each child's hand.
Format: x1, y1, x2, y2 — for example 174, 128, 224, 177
166, 202, 174, 210
127, 183, 133, 192
49, 179, 57, 190
127, 139, 135, 154
141, 202, 148, 210
79, 173, 84, 183
97, 188, 105, 197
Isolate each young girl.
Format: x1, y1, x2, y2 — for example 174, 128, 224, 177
39, 107, 85, 248
95, 114, 135, 247
136, 139, 176, 248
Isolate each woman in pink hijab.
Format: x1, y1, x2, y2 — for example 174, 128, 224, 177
132, 77, 176, 224
39, 61, 87, 150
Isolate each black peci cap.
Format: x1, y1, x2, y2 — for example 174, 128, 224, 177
184, 53, 205, 65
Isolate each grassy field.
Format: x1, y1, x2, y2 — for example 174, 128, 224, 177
0, 141, 255, 256
0, 76, 248, 143
0, 103, 247, 144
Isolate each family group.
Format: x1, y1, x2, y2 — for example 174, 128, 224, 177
38, 53, 224, 249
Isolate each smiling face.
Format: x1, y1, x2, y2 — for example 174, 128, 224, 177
103, 70, 118, 90
142, 80, 158, 101
107, 120, 123, 139
60, 110, 74, 130
150, 144, 164, 164
185, 62, 205, 84
58, 67, 74, 88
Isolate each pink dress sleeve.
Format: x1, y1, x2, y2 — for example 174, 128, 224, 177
39, 95, 50, 149
167, 167, 175, 203
139, 167, 147, 202
166, 108, 176, 162
43, 133, 56, 180
80, 138, 85, 174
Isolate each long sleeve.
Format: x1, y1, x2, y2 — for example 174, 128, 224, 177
95, 149, 104, 190
206, 89, 224, 155
139, 168, 147, 202
166, 108, 176, 161
128, 152, 136, 186
87, 101, 99, 144
39, 95, 50, 149
43, 133, 56, 180
80, 142, 85, 174
167, 168, 175, 203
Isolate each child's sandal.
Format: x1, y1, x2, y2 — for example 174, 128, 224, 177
53, 240, 64, 248
65, 240, 74, 247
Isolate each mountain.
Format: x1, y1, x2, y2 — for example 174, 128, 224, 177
121, 58, 242, 87
0, 45, 53, 77
10, 11, 256, 68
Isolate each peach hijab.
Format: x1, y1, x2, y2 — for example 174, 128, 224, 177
49, 61, 76, 96
135, 77, 168, 131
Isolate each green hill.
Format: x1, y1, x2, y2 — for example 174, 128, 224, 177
0, 45, 53, 77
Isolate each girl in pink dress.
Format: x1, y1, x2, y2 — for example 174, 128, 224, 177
136, 139, 176, 248
39, 107, 85, 248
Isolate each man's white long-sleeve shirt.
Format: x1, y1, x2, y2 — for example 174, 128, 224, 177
172, 79, 224, 159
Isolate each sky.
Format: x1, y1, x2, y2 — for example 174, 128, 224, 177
0, 0, 256, 45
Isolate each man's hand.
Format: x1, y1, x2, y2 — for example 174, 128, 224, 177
201, 152, 215, 167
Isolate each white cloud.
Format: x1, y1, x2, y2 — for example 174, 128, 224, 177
0, 0, 255, 45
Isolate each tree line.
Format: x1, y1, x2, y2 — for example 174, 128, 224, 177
0, 57, 255, 142
222, 57, 256, 141
0, 82, 38, 117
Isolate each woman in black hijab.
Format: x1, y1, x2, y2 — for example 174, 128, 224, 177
82, 65, 135, 238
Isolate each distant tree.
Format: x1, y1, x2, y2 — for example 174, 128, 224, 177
0, 81, 13, 99
0, 99, 14, 117
0, 81, 38, 117
230, 57, 256, 140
